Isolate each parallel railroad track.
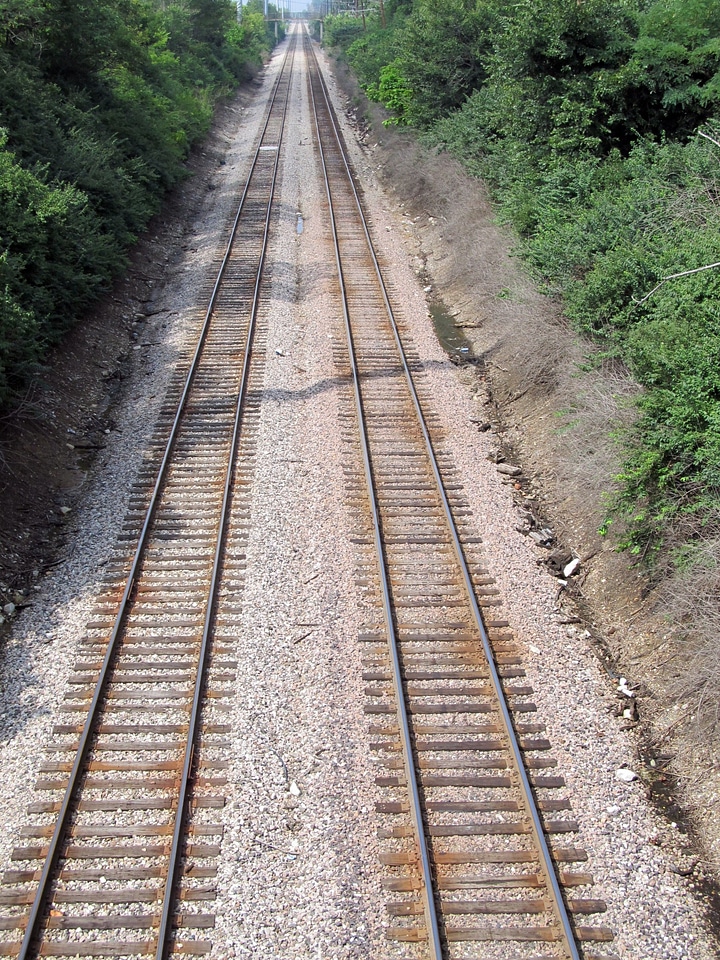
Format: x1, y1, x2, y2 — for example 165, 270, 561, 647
0, 30, 298, 960
0, 26, 619, 960
305, 32, 616, 960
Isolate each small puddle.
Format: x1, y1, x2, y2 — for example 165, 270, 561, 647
296, 213, 304, 235
430, 300, 473, 360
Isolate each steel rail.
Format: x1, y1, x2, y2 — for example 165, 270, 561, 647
154, 30, 296, 960
306, 34, 581, 960
305, 31, 443, 960
16, 33, 298, 960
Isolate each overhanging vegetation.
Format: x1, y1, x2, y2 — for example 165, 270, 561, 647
325, 0, 720, 563
0, 0, 281, 408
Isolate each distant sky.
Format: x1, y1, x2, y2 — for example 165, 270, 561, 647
236, 0, 312, 13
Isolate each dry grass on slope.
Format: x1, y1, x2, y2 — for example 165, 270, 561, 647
663, 538, 720, 742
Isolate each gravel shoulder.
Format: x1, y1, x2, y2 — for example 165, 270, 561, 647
0, 28, 716, 960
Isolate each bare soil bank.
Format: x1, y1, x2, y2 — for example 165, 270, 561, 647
0, 79, 265, 607
325, 53, 720, 925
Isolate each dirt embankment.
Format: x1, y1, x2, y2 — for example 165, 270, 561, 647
0, 82, 266, 613
326, 54, 720, 924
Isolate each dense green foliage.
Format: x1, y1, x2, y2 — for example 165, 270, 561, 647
328, 0, 720, 557
0, 0, 278, 406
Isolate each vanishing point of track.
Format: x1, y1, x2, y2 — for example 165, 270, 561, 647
0, 26, 617, 960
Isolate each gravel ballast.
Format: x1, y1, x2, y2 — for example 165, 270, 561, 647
0, 28, 715, 960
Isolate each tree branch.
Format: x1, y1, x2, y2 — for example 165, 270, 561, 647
699, 130, 720, 151
633, 261, 720, 305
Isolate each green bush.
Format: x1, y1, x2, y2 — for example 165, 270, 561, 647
442, 120, 720, 556
0, 284, 40, 403
0, 133, 114, 401
366, 61, 412, 124
330, 0, 720, 558
0, 0, 277, 410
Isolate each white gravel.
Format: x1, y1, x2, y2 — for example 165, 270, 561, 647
0, 24, 716, 960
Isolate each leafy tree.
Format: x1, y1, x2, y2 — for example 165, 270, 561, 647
347, 21, 404, 91
480, 0, 641, 157
323, 14, 366, 50
186, 0, 237, 48
0, 0, 277, 410
395, 0, 497, 125
618, 0, 720, 139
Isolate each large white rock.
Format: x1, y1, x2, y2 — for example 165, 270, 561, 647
616, 768, 639, 783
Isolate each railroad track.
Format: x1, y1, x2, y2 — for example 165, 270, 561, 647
305, 33, 616, 960
0, 30, 298, 960
0, 26, 618, 960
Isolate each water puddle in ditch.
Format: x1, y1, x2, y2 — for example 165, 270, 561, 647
429, 300, 474, 361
